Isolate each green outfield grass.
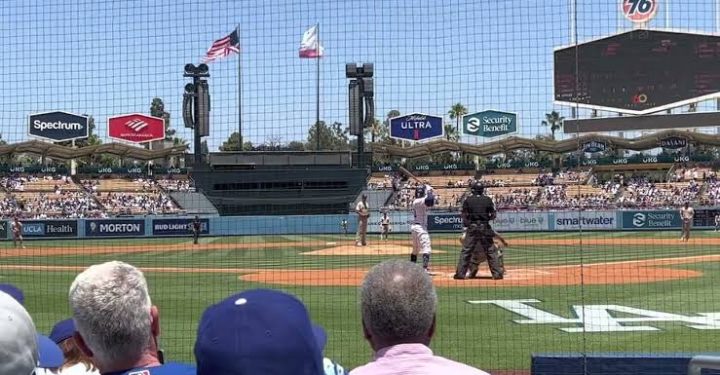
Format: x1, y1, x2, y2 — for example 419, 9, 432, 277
1, 231, 719, 371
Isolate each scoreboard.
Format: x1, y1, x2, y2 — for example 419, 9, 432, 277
555, 30, 720, 114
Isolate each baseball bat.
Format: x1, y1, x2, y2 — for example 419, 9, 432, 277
398, 166, 423, 185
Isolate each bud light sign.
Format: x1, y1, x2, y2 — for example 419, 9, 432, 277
28, 111, 89, 142
463, 110, 517, 138
389, 113, 443, 141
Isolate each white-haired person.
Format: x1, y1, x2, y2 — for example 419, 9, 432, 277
68, 261, 195, 375
351, 260, 490, 375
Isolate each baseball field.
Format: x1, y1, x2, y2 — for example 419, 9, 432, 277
1, 230, 719, 371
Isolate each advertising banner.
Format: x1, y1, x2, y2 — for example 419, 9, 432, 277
85, 219, 145, 237
389, 113, 443, 141
108, 113, 165, 143
621, 210, 682, 230
28, 111, 89, 142
463, 110, 517, 138
21, 221, 78, 238
366, 212, 410, 234
427, 212, 549, 232
552, 211, 617, 230
153, 218, 209, 236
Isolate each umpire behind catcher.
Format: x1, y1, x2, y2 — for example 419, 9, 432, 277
454, 182, 503, 280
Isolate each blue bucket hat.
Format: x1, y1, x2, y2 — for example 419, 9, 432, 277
194, 289, 323, 375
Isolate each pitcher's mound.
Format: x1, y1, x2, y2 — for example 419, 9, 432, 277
305, 244, 445, 256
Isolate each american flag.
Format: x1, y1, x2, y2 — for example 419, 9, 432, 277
203, 28, 240, 63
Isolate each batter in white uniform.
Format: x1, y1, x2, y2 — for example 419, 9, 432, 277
410, 184, 435, 272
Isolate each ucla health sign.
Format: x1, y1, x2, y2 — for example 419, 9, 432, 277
21, 221, 77, 237
463, 110, 517, 138
389, 113, 443, 141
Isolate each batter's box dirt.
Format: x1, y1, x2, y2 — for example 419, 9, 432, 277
304, 244, 446, 256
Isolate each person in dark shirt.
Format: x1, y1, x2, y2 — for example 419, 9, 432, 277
453, 183, 503, 280
192, 216, 201, 245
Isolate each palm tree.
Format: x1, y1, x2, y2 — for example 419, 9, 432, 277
444, 124, 459, 142
448, 103, 468, 133
541, 111, 565, 140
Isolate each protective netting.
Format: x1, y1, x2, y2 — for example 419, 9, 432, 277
0, 1, 719, 374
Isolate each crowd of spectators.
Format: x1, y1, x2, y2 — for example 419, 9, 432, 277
492, 188, 540, 210
1, 259, 489, 375
98, 192, 176, 215
619, 176, 700, 208
156, 178, 194, 192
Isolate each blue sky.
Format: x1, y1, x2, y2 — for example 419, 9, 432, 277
1, 0, 719, 152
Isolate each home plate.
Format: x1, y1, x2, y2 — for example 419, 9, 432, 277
325, 242, 337, 246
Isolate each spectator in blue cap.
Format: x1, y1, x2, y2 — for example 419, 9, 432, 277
0, 283, 65, 370
69, 261, 195, 375
195, 288, 345, 375
46, 318, 99, 374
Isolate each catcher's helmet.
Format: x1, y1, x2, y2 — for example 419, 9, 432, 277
471, 182, 485, 195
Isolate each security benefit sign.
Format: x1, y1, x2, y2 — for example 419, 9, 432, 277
463, 110, 517, 138
468, 299, 720, 332
389, 113, 443, 141
28, 111, 89, 142
153, 218, 209, 236
622, 210, 682, 229
85, 219, 145, 237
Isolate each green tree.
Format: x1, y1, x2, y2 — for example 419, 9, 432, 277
219, 132, 252, 151
443, 123, 460, 142
306, 121, 350, 151
541, 111, 565, 140
286, 141, 306, 151
448, 103, 468, 133
150, 97, 175, 142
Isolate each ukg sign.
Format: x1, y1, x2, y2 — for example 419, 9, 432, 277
463, 110, 517, 137
28, 111, 89, 141
389, 113, 443, 141
108, 113, 165, 143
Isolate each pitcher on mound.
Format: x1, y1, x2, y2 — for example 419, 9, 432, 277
410, 184, 435, 273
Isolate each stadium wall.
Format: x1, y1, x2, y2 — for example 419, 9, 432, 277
5, 208, 720, 239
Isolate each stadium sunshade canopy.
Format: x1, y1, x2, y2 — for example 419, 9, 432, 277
0, 140, 187, 161
372, 130, 720, 158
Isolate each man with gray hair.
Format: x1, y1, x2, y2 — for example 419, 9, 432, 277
351, 260, 489, 375
69, 261, 195, 375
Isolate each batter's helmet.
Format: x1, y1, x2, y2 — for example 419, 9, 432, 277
415, 185, 426, 198
471, 182, 485, 195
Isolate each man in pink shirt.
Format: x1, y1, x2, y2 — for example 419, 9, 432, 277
351, 260, 490, 375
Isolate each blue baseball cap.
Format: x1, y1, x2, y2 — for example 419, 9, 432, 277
0, 283, 64, 368
194, 289, 323, 375
49, 318, 75, 344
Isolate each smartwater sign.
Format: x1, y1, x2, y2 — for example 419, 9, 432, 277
86, 219, 145, 237
389, 113, 443, 141
463, 110, 517, 138
153, 218, 209, 236
622, 210, 682, 229
553, 211, 616, 230
28, 111, 89, 142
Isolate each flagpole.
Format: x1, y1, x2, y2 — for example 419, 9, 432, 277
237, 26, 243, 150
316, 23, 321, 151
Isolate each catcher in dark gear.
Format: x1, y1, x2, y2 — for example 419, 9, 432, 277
454, 182, 503, 280
466, 228, 508, 278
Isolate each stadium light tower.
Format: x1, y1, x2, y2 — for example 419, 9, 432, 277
183, 63, 210, 166
346, 63, 374, 168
